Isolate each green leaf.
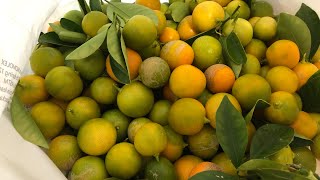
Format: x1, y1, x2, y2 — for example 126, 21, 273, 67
107, 22, 129, 84
66, 29, 109, 60
38, 32, 78, 47
277, 13, 311, 59
238, 159, 288, 171
189, 170, 240, 180
60, 18, 83, 33
298, 70, 320, 113
245, 99, 270, 123
295, 3, 320, 60
216, 96, 248, 168
10, 93, 48, 149
78, 0, 90, 15
220, 32, 247, 78
168, 2, 190, 23
90, 0, 102, 11
253, 169, 310, 180
106, 2, 158, 27
290, 134, 313, 148
120, 28, 131, 80
250, 124, 294, 159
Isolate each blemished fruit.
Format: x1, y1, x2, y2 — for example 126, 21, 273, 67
145, 157, 177, 180
69, 156, 108, 180
139, 57, 171, 89
47, 135, 82, 171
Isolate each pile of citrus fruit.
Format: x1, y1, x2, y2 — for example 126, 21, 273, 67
11, 0, 320, 179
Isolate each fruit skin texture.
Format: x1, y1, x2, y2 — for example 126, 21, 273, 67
225, 0, 250, 19
31, 101, 65, 139
16, 75, 49, 106
77, 118, 117, 156
139, 57, 171, 89
211, 152, 237, 175
45, 66, 83, 101
174, 155, 203, 180
192, 1, 225, 32
192, 36, 222, 70
134, 122, 167, 157
161, 126, 186, 162
82, 11, 109, 37
69, 156, 108, 180
205, 64, 235, 93
135, 0, 161, 10
144, 157, 177, 180
293, 62, 319, 89
245, 38, 267, 61
160, 40, 194, 70
123, 15, 157, 51
232, 74, 271, 110
293, 147, 317, 172
105, 142, 142, 180
253, 16, 277, 42
269, 146, 295, 165
265, 66, 299, 93
177, 15, 198, 41
187, 125, 219, 159
264, 91, 300, 125
290, 111, 318, 140
311, 134, 320, 160
30, 47, 64, 77
266, 40, 300, 69
47, 135, 82, 171
169, 65, 206, 98
168, 98, 206, 135
222, 18, 253, 47
117, 81, 154, 118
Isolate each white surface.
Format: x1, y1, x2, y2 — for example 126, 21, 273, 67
0, 0, 320, 179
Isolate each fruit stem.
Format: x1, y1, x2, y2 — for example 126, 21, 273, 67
154, 154, 160, 162
113, 84, 122, 92
204, 117, 211, 124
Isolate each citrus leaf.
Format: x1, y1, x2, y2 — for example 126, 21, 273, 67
120, 28, 131, 81
277, 13, 311, 59
38, 32, 78, 47
189, 170, 240, 180
298, 70, 320, 113
78, 0, 90, 15
296, 3, 320, 60
10, 93, 49, 149
168, 2, 190, 23
250, 124, 294, 159
290, 134, 313, 148
253, 169, 310, 180
216, 95, 248, 168
66, 28, 109, 60
245, 99, 270, 124
90, 0, 102, 11
238, 159, 288, 171
220, 32, 247, 78
60, 18, 84, 33
107, 22, 129, 84
107, 22, 126, 68
106, 2, 158, 27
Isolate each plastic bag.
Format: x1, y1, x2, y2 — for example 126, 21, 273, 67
0, 0, 319, 179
